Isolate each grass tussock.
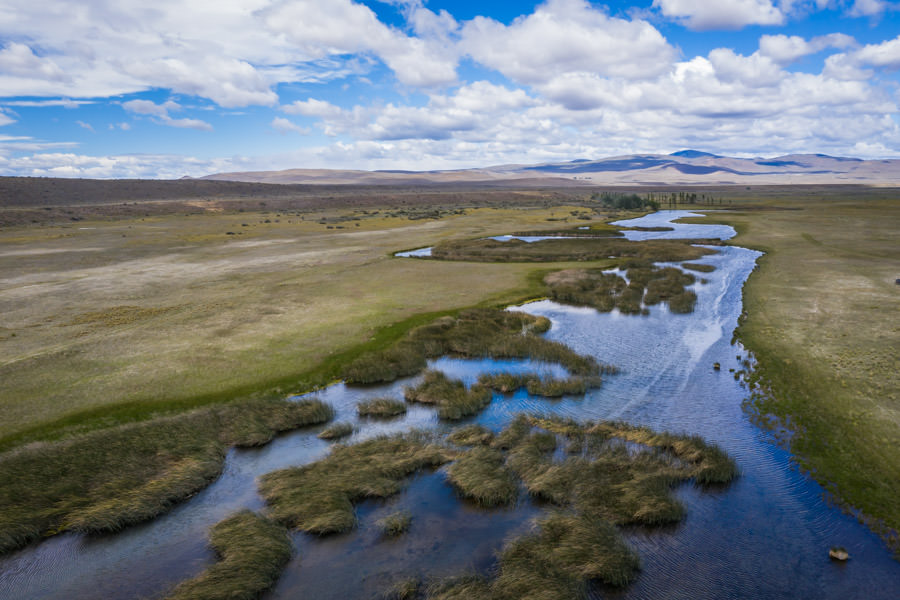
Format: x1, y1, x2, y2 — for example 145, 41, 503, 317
259, 434, 452, 535
545, 263, 698, 315
446, 447, 519, 507
166, 510, 291, 600
358, 397, 408, 418
385, 577, 421, 600
477, 372, 603, 397
0, 398, 332, 554
377, 510, 413, 537
425, 575, 493, 600
404, 370, 492, 420
220, 398, 334, 447
447, 424, 494, 446
318, 422, 354, 440
431, 237, 718, 264
681, 262, 716, 273
342, 308, 613, 384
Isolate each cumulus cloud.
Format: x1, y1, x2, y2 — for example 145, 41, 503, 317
758, 33, 856, 63
461, 0, 675, 83
653, 0, 785, 30
261, 0, 459, 87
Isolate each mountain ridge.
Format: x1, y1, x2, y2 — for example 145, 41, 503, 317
201, 151, 900, 186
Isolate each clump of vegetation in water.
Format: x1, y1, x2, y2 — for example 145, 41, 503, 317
377, 510, 413, 537
545, 262, 699, 315
426, 415, 737, 598
430, 237, 717, 264
166, 510, 291, 600
447, 424, 494, 447
343, 309, 613, 385
446, 447, 519, 507
0, 398, 332, 554
385, 577, 421, 600
317, 422, 354, 440
357, 397, 408, 418
477, 372, 604, 397
259, 434, 452, 535
682, 262, 716, 273
405, 370, 493, 420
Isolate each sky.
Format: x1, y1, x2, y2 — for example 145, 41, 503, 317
0, 0, 899, 179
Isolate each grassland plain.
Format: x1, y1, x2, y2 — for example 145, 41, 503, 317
680, 190, 900, 549
1, 186, 643, 555
0, 199, 622, 447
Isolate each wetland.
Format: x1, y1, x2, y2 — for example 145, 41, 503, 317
1, 183, 899, 599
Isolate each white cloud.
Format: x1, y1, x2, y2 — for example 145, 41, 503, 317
461, 0, 675, 84
853, 35, 900, 69
0, 110, 15, 127
653, 0, 784, 30
3, 99, 93, 108
282, 99, 346, 119
122, 99, 212, 130
261, 0, 459, 87
758, 33, 856, 63
271, 117, 310, 135
847, 0, 887, 16
76, 120, 94, 132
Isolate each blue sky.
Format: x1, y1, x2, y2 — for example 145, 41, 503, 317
0, 0, 899, 178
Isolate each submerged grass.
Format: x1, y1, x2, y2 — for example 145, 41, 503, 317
259, 434, 452, 535
166, 510, 291, 600
405, 370, 492, 420
358, 397, 408, 418
342, 308, 613, 385
0, 398, 332, 554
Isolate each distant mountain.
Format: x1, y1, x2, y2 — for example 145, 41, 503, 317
202, 152, 900, 186
669, 150, 721, 158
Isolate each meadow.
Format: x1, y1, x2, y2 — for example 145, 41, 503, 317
682, 188, 900, 549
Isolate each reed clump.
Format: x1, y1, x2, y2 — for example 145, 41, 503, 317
259, 434, 453, 535
377, 510, 413, 536
546, 263, 699, 315
447, 424, 494, 446
357, 397, 408, 418
386, 577, 422, 600
477, 373, 603, 397
681, 262, 716, 273
220, 398, 334, 447
166, 510, 291, 600
318, 422, 354, 440
404, 370, 492, 420
342, 309, 612, 384
0, 398, 332, 554
446, 447, 519, 507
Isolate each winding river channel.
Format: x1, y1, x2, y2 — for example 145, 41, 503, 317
2, 210, 899, 599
